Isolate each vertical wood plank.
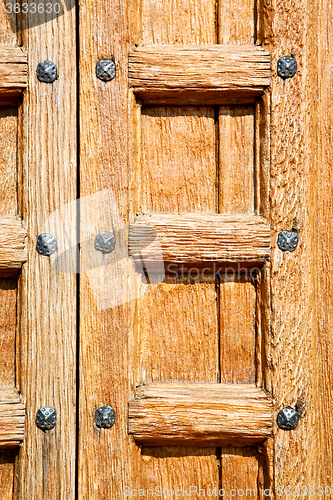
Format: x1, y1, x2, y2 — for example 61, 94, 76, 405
0, 279, 17, 388
220, 276, 256, 384
219, 106, 255, 214
0, 107, 19, 390
317, 0, 333, 490
0, 108, 18, 216
217, 0, 259, 495
221, 448, 259, 499
0, 454, 15, 500
17, 4, 77, 499
219, 0, 255, 44
264, 0, 320, 494
133, 3, 220, 498
142, 0, 216, 45
0, 5, 18, 45
78, 0, 136, 498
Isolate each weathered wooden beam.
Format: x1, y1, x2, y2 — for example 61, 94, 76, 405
129, 45, 271, 105
129, 214, 271, 269
0, 217, 27, 275
128, 383, 272, 446
0, 390, 25, 448
0, 47, 28, 103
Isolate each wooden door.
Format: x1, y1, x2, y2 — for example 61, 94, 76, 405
0, 0, 332, 499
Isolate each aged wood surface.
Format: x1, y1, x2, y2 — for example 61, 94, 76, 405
263, 0, 320, 496
129, 45, 271, 104
129, 214, 270, 266
78, 0, 136, 498
130, 384, 271, 447
0, 217, 26, 273
130, 0, 223, 496
0, 47, 27, 102
0, 390, 25, 448
141, 106, 216, 213
216, 1, 263, 495
129, 394, 272, 446
17, 4, 77, 499
317, 0, 333, 491
219, 106, 255, 213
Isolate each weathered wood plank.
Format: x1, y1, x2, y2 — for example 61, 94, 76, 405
0, 390, 25, 448
78, 0, 136, 497
0, 453, 15, 500
220, 276, 257, 384
129, 214, 270, 267
262, 0, 320, 493
0, 217, 26, 274
17, 4, 77, 499
219, 107, 255, 213
129, 384, 272, 445
316, 0, 333, 491
131, 0, 221, 494
129, 45, 271, 104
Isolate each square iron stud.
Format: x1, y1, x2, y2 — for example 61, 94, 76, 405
36, 407, 57, 431
94, 232, 116, 254
277, 56, 297, 79
277, 230, 298, 252
37, 61, 58, 83
95, 406, 116, 429
96, 59, 116, 82
277, 407, 299, 430
36, 233, 58, 256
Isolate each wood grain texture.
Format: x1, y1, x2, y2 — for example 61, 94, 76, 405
220, 276, 257, 384
131, 1, 222, 496
316, 0, 333, 491
141, 106, 216, 213
78, 0, 135, 498
262, 0, 320, 494
0, 108, 18, 216
221, 448, 259, 500
217, 1, 262, 495
0, 47, 27, 103
0, 217, 26, 274
141, 0, 216, 45
17, 4, 77, 499
0, 454, 15, 500
135, 279, 219, 384
0, 279, 17, 388
129, 46, 271, 104
129, 384, 272, 446
219, 0, 255, 44
129, 214, 270, 267
0, 390, 25, 448
219, 107, 255, 213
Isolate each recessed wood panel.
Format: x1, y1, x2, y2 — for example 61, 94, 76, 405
141, 106, 216, 214
220, 276, 257, 384
136, 278, 218, 383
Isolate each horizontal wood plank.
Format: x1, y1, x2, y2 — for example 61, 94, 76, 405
129, 214, 271, 269
0, 390, 25, 448
129, 45, 271, 104
0, 217, 27, 275
0, 47, 28, 103
128, 383, 272, 446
